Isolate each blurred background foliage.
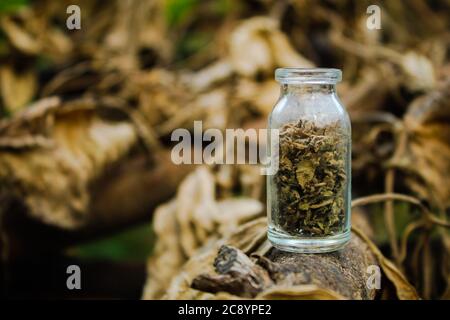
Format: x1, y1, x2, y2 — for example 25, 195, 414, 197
0, 0, 449, 299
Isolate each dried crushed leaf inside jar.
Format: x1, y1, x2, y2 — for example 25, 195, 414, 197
267, 68, 351, 253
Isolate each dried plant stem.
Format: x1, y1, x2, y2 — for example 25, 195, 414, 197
422, 232, 432, 299
329, 29, 402, 63
384, 169, 399, 264
352, 192, 449, 298
399, 219, 428, 265
438, 209, 450, 299
351, 193, 450, 228
383, 128, 410, 265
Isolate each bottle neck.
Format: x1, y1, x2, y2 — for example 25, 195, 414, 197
281, 83, 336, 95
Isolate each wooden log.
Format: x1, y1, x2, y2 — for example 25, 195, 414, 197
191, 234, 378, 300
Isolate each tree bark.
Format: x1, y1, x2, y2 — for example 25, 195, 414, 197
191, 234, 378, 300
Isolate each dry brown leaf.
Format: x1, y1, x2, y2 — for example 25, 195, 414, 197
229, 17, 313, 77
393, 79, 450, 209
226, 217, 267, 254
0, 66, 37, 114
142, 168, 263, 299
400, 51, 436, 92
216, 199, 263, 234
0, 97, 137, 228
144, 200, 187, 299
175, 167, 219, 256
352, 226, 420, 300
235, 79, 279, 116
255, 285, 346, 300
43, 27, 73, 58
181, 60, 234, 92
1, 16, 41, 55
268, 29, 314, 69
229, 18, 273, 77
208, 286, 346, 300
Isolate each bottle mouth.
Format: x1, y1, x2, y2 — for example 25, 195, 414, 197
275, 68, 342, 84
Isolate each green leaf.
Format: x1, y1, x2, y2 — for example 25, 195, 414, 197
176, 32, 211, 60
0, 0, 28, 13
164, 0, 199, 27
66, 223, 155, 262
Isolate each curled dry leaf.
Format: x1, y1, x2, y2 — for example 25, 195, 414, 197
234, 79, 279, 116
0, 10, 73, 60
0, 15, 41, 55
229, 17, 313, 77
352, 226, 420, 300
216, 199, 264, 235
0, 66, 37, 114
330, 29, 436, 93
400, 51, 436, 92
339, 66, 391, 114
229, 18, 272, 77
254, 285, 346, 300
225, 218, 267, 254
393, 79, 450, 210
132, 69, 186, 129
0, 97, 138, 228
143, 167, 263, 299
135, 69, 229, 136
180, 60, 234, 93
98, 0, 169, 71
185, 285, 346, 300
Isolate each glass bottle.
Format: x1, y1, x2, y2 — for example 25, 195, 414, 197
267, 68, 351, 253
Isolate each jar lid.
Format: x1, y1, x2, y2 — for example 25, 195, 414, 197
275, 68, 342, 84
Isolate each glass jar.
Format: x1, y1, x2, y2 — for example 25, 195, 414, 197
267, 68, 351, 253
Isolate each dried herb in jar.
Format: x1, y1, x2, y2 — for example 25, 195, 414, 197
274, 119, 347, 237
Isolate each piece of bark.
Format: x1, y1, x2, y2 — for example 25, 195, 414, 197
192, 245, 273, 298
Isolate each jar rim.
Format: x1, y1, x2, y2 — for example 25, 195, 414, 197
275, 68, 342, 84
